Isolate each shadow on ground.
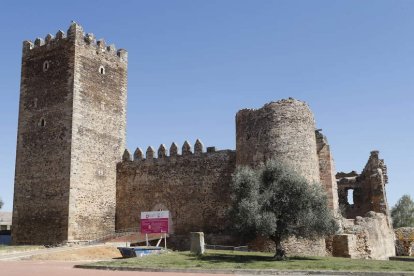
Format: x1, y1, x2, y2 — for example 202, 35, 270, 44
193, 253, 319, 263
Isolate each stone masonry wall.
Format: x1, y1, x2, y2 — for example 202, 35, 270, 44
316, 130, 339, 212
236, 98, 320, 184
12, 23, 127, 244
68, 23, 127, 241
235, 98, 326, 256
12, 29, 76, 244
335, 212, 395, 260
395, 227, 414, 256
116, 140, 236, 235
337, 151, 389, 220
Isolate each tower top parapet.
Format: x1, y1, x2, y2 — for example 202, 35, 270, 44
22, 22, 127, 62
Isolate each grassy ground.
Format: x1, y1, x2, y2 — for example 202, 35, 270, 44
87, 250, 414, 272
0, 245, 44, 254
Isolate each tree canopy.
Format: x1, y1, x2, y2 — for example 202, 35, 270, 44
391, 194, 414, 228
0, 197, 3, 210
229, 160, 339, 259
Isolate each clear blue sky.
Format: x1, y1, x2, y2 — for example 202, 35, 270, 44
0, 0, 413, 212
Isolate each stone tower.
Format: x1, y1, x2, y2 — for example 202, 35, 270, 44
12, 23, 128, 244
235, 98, 326, 257
236, 98, 320, 183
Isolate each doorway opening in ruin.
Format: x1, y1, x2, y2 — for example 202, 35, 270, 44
347, 189, 354, 205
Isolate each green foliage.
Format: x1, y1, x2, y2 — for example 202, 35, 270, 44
391, 194, 414, 228
229, 160, 339, 258
0, 197, 3, 210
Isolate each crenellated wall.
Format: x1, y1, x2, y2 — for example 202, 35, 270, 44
116, 140, 236, 235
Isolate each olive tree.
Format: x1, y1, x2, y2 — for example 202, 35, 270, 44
391, 194, 414, 228
229, 160, 339, 259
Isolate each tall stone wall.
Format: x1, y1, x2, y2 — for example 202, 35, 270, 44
68, 23, 127, 241
12, 23, 127, 244
116, 141, 236, 235
12, 28, 76, 244
316, 130, 339, 212
236, 98, 320, 184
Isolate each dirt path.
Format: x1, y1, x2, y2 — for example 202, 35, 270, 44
0, 261, 235, 276
0, 244, 120, 261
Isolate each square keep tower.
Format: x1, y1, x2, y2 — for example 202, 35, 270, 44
12, 22, 127, 244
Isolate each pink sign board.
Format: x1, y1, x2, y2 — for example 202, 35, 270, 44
140, 211, 169, 234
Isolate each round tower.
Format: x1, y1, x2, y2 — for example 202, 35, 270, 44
236, 98, 320, 183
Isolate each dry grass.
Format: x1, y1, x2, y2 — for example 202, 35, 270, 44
26, 245, 121, 261
0, 245, 44, 255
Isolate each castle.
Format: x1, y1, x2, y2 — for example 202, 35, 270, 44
12, 23, 395, 259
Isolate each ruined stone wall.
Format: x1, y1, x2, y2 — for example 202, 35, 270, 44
395, 227, 414, 256
337, 151, 389, 219
12, 23, 127, 244
249, 236, 327, 257
333, 212, 395, 260
236, 98, 320, 184
316, 130, 339, 212
68, 23, 127, 241
12, 30, 75, 244
116, 141, 236, 235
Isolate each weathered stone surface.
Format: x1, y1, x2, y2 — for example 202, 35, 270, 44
235, 98, 325, 256
133, 148, 143, 161
248, 236, 327, 257
339, 212, 395, 260
12, 22, 127, 244
316, 130, 339, 212
332, 234, 357, 258
190, 232, 205, 255
182, 141, 192, 156
115, 149, 236, 234
236, 98, 320, 184
122, 149, 131, 162
169, 142, 178, 157
337, 151, 389, 220
395, 227, 414, 256
194, 139, 203, 155
146, 146, 155, 160
158, 144, 167, 158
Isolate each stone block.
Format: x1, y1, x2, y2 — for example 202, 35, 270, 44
332, 234, 357, 258
190, 232, 205, 255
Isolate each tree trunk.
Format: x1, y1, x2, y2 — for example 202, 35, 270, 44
274, 235, 286, 260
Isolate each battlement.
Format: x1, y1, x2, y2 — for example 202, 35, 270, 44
22, 22, 127, 62
121, 139, 230, 164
